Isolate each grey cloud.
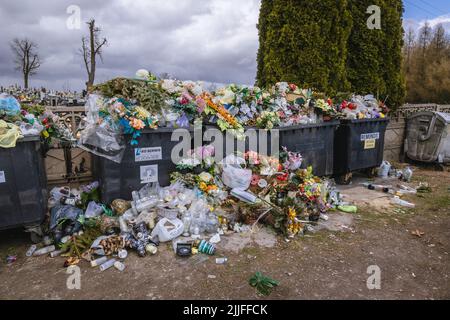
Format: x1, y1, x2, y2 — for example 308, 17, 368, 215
0, 0, 261, 91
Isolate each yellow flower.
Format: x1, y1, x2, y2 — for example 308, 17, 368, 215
199, 182, 208, 191
135, 106, 151, 120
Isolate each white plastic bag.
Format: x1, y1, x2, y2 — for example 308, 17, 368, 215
151, 218, 184, 242
222, 165, 252, 190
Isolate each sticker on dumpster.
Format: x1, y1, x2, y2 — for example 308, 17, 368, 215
364, 139, 376, 150
0, 171, 5, 183
135, 147, 162, 162
140, 165, 158, 184
361, 132, 380, 141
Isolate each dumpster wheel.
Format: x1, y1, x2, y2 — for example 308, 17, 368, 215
336, 173, 353, 185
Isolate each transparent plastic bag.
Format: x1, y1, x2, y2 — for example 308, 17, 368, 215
222, 165, 252, 190
77, 94, 126, 163
18, 121, 44, 136
78, 116, 126, 163
85, 201, 104, 218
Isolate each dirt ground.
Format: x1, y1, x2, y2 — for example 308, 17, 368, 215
0, 167, 449, 300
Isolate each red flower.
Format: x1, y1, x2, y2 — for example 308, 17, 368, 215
327, 98, 333, 106
289, 84, 297, 91
251, 174, 260, 186
277, 172, 289, 181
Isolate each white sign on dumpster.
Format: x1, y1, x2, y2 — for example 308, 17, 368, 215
0, 171, 5, 183
135, 147, 162, 162
361, 132, 380, 141
140, 165, 158, 184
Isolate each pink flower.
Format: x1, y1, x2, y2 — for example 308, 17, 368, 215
196, 96, 206, 113
245, 151, 260, 165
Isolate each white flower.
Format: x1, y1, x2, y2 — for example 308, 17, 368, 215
135, 69, 150, 80
192, 84, 204, 96
199, 172, 213, 183
220, 89, 235, 105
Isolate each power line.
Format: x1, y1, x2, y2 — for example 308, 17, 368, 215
417, 0, 449, 16
404, 0, 442, 18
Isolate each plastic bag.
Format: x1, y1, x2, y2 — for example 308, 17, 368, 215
85, 201, 104, 218
50, 205, 84, 230
0, 120, 23, 148
78, 95, 126, 163
78, 117, 126, 163
151, 218, 184, 242
0, 94, 21, 116
18, 121, 44, 136
378, 161, 391, 178
222, 164, 252, 190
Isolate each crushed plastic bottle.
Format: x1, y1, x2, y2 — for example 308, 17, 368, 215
391, 196, 415, 208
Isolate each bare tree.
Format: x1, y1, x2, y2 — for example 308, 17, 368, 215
404, 27, 416, 72
80, 19, 107, 91
10, 38, 41, 89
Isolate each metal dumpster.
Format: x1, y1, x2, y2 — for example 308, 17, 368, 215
204, 121, 338, 177
278, 121, 339, 177
93, 128, 193, 204
0, 135, 48, 231
334, 118, 390, 184
405, 112, 450, 164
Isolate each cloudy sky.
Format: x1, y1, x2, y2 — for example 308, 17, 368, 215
0, 0, 449, 92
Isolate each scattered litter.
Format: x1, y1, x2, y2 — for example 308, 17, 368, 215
33, 245, 56, 256
392, 196, 415, 208
100, 259, 117, 272
411, 230, 425, 238
215, 257, 228, 265
26, 245, 37, 257
6, 255, 17, 264
114, 261, 126, 272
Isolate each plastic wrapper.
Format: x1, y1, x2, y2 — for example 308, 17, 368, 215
0, 94, 21, 116
77, 95, 126, 163
222, 164, 252, 190
18, 121, 44, 136
85, 201, 104, 218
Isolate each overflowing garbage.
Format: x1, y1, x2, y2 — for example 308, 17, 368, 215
0, 94, 75, 149
5, 69, 393, 274
22, 138, 356, 273
77, 70, 388, 160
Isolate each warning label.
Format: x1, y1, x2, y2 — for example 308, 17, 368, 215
135, 147, 162, 162
364, 139, 376, 150
140, 165, 158, 184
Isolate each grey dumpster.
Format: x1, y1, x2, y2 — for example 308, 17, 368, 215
0, 135, 48, 231
405, 112, 450, 164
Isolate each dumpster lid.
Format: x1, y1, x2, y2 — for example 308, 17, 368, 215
408, 111, 450, 124
17, 135, 40, 143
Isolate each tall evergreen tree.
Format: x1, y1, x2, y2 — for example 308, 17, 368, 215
256, 0, 352, 94
379, 0, 406, 109
347, 0, 405, 109
256, 0, 274, 88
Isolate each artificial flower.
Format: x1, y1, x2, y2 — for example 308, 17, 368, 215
135, 69, 150, 80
